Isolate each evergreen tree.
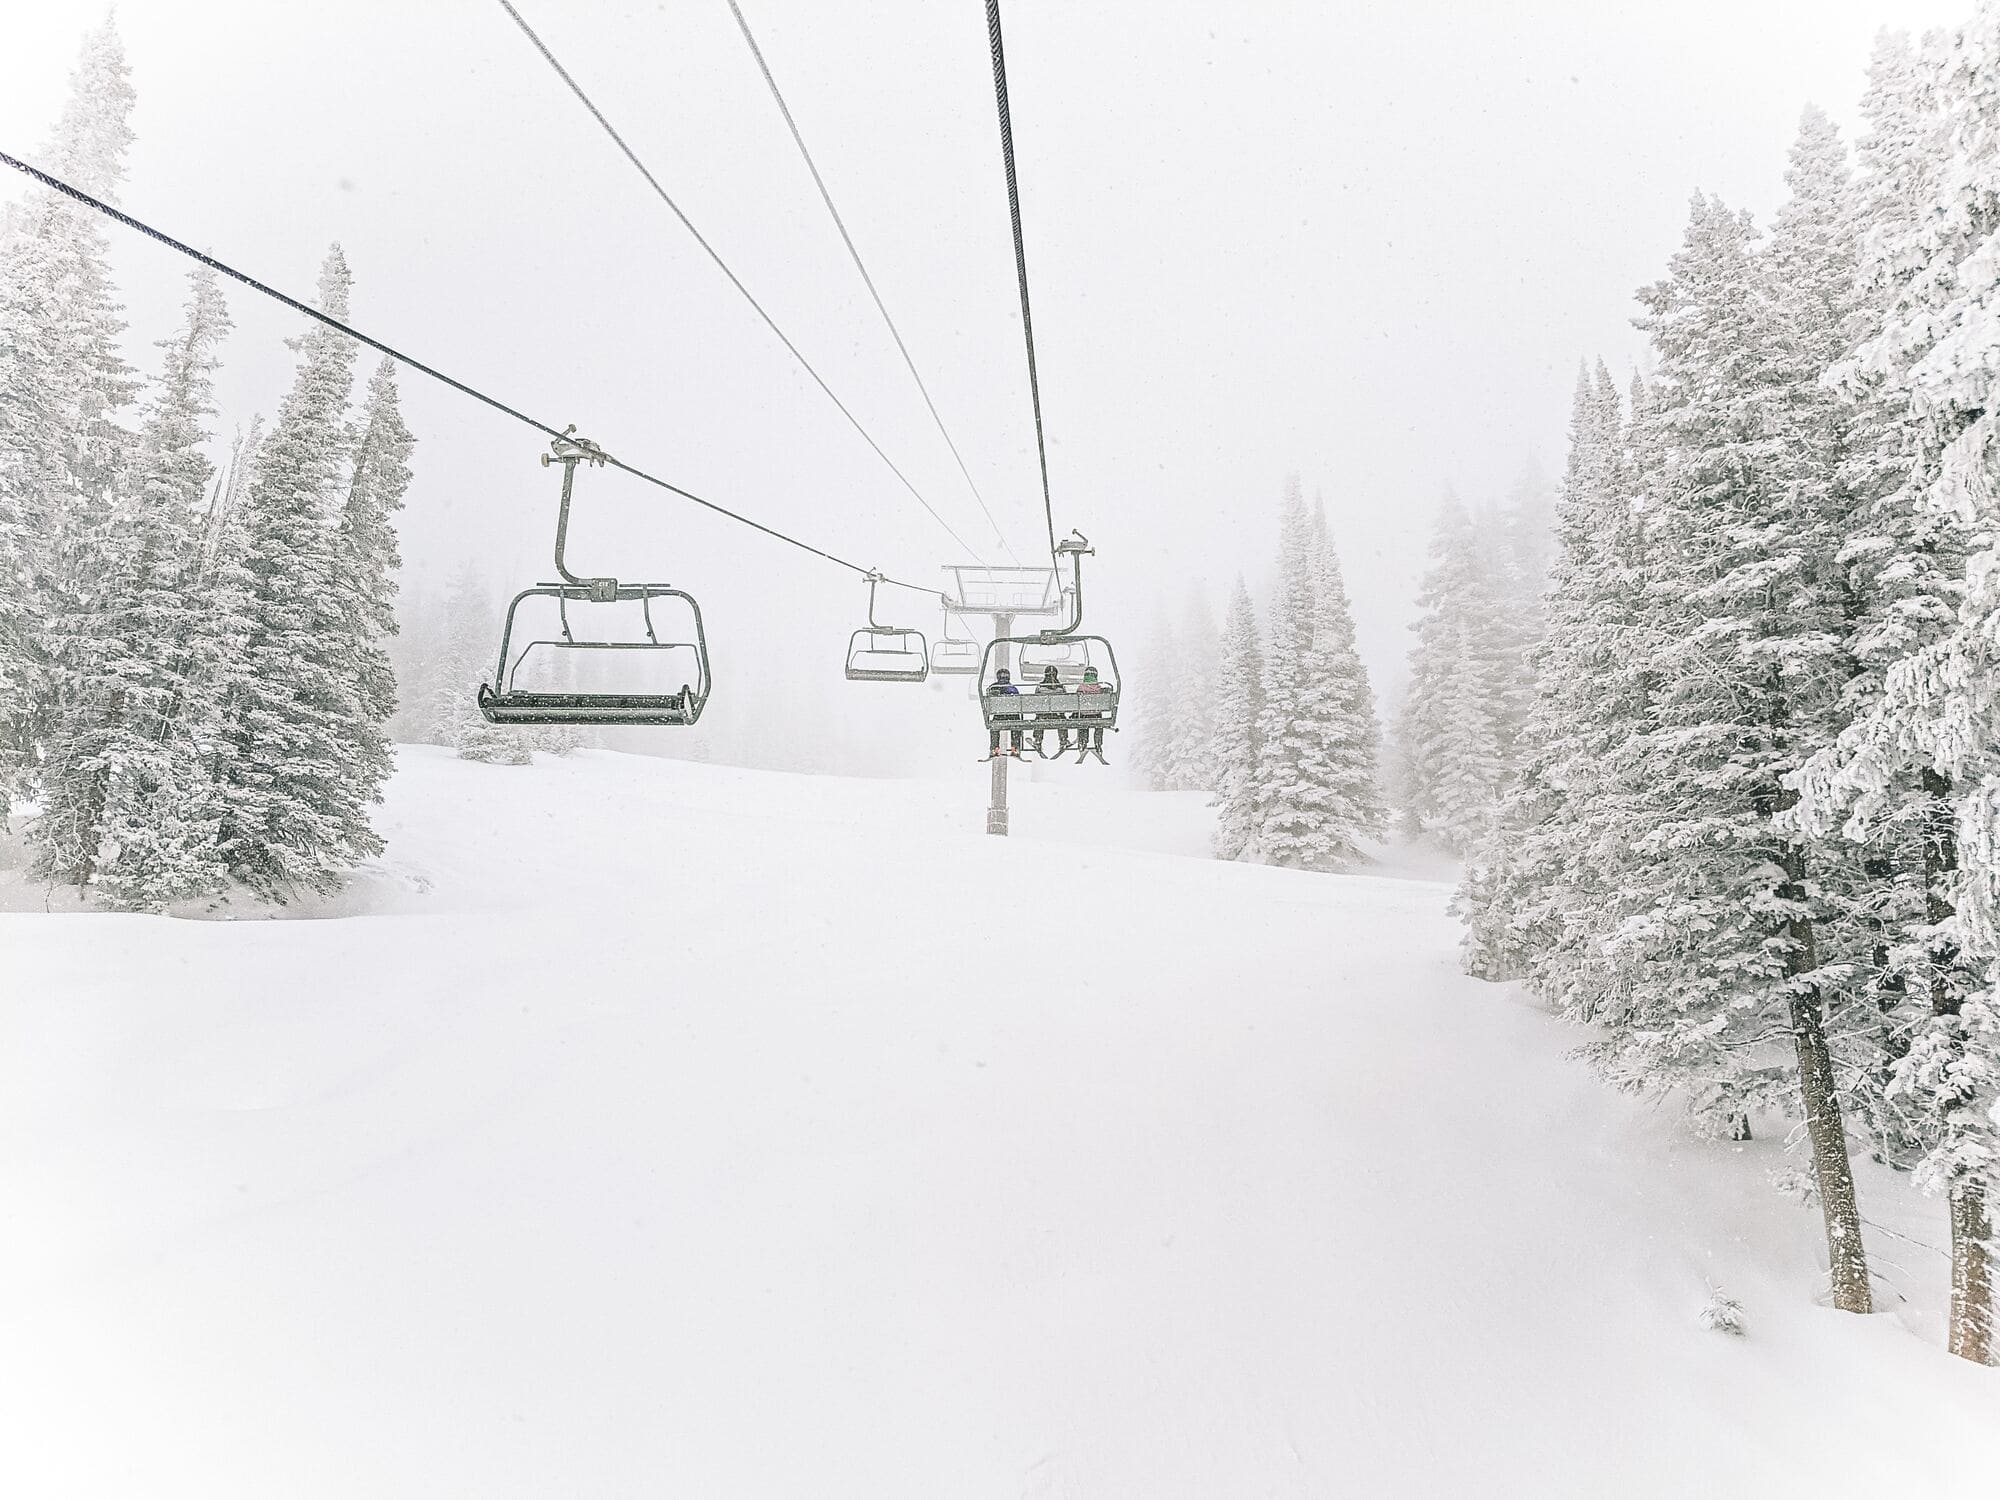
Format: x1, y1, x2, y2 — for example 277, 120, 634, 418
1256, 485, 1383, 869
430, 561, 529, 765
0, 17, 138, 806
1793, 20, 1997, 1361
1133, 607, 1182, 790
1500, 461, 1558, 608
1396, 493, 1512, 852
1461, 366, 1654, 997
331, 357, 414, 806
339, 359, 412, 728
1170, 587, 1221, 792
34, 268, 236, 907
1212, 576, 1264, 861
387, 577, 442, 745
1610, 183, 1870, 1308
215, 247, 378, 898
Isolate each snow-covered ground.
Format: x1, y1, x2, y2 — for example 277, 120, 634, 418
3, 748, 1993, 1497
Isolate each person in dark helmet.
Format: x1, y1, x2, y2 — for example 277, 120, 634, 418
1071, 664, 1112, 762
1030, 663, 1070, 756
985, 666, 1023, 758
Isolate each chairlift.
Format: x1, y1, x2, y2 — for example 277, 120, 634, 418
844, 572, 929, 683
929, 613, 984, 675
478, 430, 712, 727
978, 634, 1121, 760
975, 534, 1121, 763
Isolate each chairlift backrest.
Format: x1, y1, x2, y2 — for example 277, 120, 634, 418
1016, 637, 1093, 684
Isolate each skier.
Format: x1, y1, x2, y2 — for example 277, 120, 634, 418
1071, 665, 1112, 763
1030, 663, 1070, 756
985, 666, 1023, 759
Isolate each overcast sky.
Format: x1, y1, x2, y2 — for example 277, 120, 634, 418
2, 0, 1975, 751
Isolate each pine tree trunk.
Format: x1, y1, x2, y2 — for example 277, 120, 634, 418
1789, 983, 1872, 1313
1780, 842, 1872, 1315
1917, 769, 1994, 1362
1948, 1178, 1994, 1364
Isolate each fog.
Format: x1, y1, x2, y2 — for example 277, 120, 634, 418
2, 0, 1970, 772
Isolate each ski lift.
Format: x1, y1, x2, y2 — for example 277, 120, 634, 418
976, 534, 1121, 762
929, 613, 984, 675
844, 572, 929, 683
478, 431, 712, 727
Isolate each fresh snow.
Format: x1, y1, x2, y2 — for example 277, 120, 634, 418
3, 747, 1993, 1497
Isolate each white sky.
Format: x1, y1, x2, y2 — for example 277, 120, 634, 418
1, 0, 1975, 730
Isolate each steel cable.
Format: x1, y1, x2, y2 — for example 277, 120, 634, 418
983, 0, 1058, 565
0, 148, 947, 603
722, 0, 1020, 565
495, 0, 984, 565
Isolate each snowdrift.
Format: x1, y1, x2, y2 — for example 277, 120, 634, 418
3, 747, 1992, 1497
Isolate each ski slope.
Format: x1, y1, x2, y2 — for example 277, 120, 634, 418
3, 748, 1993, 1497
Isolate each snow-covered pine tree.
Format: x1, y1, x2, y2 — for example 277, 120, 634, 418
214, 246, 379, 898
1793, 27, 1970, 1170
338, 357, 412, 744
1616, 182, 1870, 1311
1211, 576, 1264, 861
199, 419, 263, 580
1170, 587, 1221, 792
1501, 462, 1558, 608
429, 561, 529, 765
1253, 479, 1311, 846
1396, 492, 1512, 852
1483, 479, 1549, 768
1306, 504, 1385, 859
33, 268, 236, 907
0, 17, 138, 804
387, 578, 441, 744
1255, 484, 1383, 870
1793, 19, 1997, 1362
1133, 606, 1182, 790
1457, 365, 1635, 988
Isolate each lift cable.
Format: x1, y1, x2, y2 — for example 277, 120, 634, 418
0, 148, 948, 603
982, 0, 1059, 566
722, 0, 1021, 566
494, 0, 985, 565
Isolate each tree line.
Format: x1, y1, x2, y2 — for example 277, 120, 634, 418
0, 21, 410, 909
1133, 478, 1384, 872
1138, 8, 2000, 1370
1448, 23, 1999, 1363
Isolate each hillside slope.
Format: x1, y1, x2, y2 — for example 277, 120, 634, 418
3, 748, 1992, 1497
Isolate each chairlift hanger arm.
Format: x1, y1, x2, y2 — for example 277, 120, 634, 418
1038, 531, 1092, 639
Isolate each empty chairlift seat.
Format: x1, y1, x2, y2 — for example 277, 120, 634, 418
845, 626, 930, 683
842, 572, 929, 683
478, 430, 712, 728
479, 584, 711, 726
928, 635, 984, 675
